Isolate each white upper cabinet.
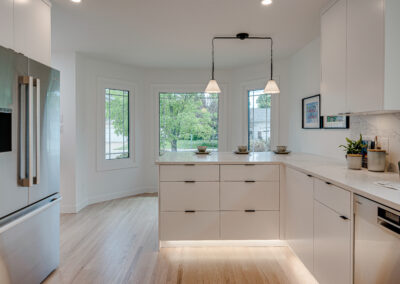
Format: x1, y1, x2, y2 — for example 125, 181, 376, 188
14, 0, 51, 65
0, 0, 14, 49
384, 0, 400, 110
347, 0, 385, 113
321, 0, 347, 115
321, 0, 400, 114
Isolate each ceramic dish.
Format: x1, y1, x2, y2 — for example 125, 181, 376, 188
195, 151, 211, 155
273, 150, 291, 155
234, 151, 249, 155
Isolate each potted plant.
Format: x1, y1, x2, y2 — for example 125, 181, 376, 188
339, 134, 365, 170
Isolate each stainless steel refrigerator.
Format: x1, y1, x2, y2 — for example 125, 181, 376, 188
0, 45, 61, 284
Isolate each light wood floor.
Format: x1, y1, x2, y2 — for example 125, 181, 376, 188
44, 194, 317, 284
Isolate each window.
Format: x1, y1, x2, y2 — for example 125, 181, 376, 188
159, 92, 219, 153
248, 89, 271, 152
97, 78, 135, 171
105, 88, 129, 160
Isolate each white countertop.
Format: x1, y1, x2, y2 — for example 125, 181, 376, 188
156, 152, 400, 211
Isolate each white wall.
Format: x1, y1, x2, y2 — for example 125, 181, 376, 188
286, 38, 350, 160
74, 53, 151, 208
52, 52, 78, 213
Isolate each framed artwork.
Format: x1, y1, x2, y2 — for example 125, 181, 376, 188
323, 115, 350, 129
302, 95, 321, 129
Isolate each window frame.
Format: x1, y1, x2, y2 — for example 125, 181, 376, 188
152, 84, 228, 157
241, 78, 280, 152
96, 77, 136, 171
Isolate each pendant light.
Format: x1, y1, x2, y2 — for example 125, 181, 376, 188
205, 33, 280, 95
264, 37, 280, 94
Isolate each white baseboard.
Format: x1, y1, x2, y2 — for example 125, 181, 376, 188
59, 187, 157, 214
160, 240, 288, 248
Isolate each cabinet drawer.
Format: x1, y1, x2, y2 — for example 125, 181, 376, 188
159, 165, 219, 182
220, 182, 279, 210
314, 178, 351, 217
160, 212, 219, 241
160, 182, 219, 211
220, 165, 279, 181
220, 211, 279, 240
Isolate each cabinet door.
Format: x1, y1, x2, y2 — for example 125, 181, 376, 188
314, 201, 351, 284
285, 168, 314, 273
0, 0, 13, 49
321, 0, 347, 115
347, 0, 384, 113
14, 0, 51, 65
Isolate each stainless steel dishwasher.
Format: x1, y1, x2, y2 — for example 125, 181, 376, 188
354, 194, 400, 284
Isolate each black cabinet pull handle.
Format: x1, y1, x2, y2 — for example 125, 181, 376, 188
245, 210, 256, 213
184, 180, 196, 183
185, 210, 196, 213
245, 180, 256, 183
326, 181, 332, 185
340, 215, 349, 220
307, 174, 313, 178
245, 164, 255, 166
184, 164, 195, 166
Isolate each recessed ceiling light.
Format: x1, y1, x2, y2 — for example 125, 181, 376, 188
71, 0, 81, 3
261, 0, 272, 5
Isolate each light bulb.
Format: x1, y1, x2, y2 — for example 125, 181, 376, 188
261, 0, 272, 6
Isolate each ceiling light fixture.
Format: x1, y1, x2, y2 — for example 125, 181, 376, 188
70, 0, 82, 3
261, 0, 273, 5
205, 33, 280, 95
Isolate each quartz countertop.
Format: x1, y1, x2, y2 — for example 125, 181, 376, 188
156, 152, 400, 211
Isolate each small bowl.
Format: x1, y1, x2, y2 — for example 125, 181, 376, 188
197, 146, 207, 153
237, 145, 248, 152
276, 146, 287, 153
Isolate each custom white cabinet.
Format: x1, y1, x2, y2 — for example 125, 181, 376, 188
158, 163, 281, 244
285, 167, 314, 273
314, 201, 352, 284
321, 0, 400, 114
0, 0, 13, 49
346, 0, 385, 113
321, 0, 347, 115
14, 0, 51, 65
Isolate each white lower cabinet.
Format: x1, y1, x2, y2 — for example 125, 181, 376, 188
220, 211, 279, 240
285, 167, 314, 273
314, 201, 352, 284
160, 212, 219, 241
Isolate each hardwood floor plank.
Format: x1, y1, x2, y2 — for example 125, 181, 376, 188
44, 195, 316, 284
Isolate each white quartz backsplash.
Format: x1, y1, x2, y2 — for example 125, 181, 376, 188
350, 113, 400, 172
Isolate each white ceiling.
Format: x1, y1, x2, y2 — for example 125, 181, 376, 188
52, 0, 329, 68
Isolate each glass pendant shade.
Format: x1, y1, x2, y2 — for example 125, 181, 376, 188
264, 79, 280, 94
205, 79, 221, 93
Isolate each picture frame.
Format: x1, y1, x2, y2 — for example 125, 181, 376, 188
302, 95, 322, 129
323, 115, 350, 129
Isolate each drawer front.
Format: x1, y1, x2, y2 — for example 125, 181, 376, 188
159, 165, 219, 182
160, 212, 219, 241
220, 165, 279, 181
220, 182, 279, 210
314, 178, 351, 217
220, 211, 279, 240
160, 182, 219, 211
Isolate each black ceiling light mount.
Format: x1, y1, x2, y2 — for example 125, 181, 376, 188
205, 33, 281, 94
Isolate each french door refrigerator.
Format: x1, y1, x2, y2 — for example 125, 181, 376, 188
0, 45, 61, 284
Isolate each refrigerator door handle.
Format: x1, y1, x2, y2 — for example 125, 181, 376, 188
18, 76, 34, 187
33, 78, 40, 185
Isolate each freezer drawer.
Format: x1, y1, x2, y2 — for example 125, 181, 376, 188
0, 195, 60, 284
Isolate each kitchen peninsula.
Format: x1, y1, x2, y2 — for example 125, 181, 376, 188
156, 151, 400, 283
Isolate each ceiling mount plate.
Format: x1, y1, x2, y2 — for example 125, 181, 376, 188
236, 33, 249, 40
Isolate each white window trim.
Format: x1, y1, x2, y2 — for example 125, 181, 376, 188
241, 78, 280, 151
96, 77, 136, 171
151, 83, 228, 158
